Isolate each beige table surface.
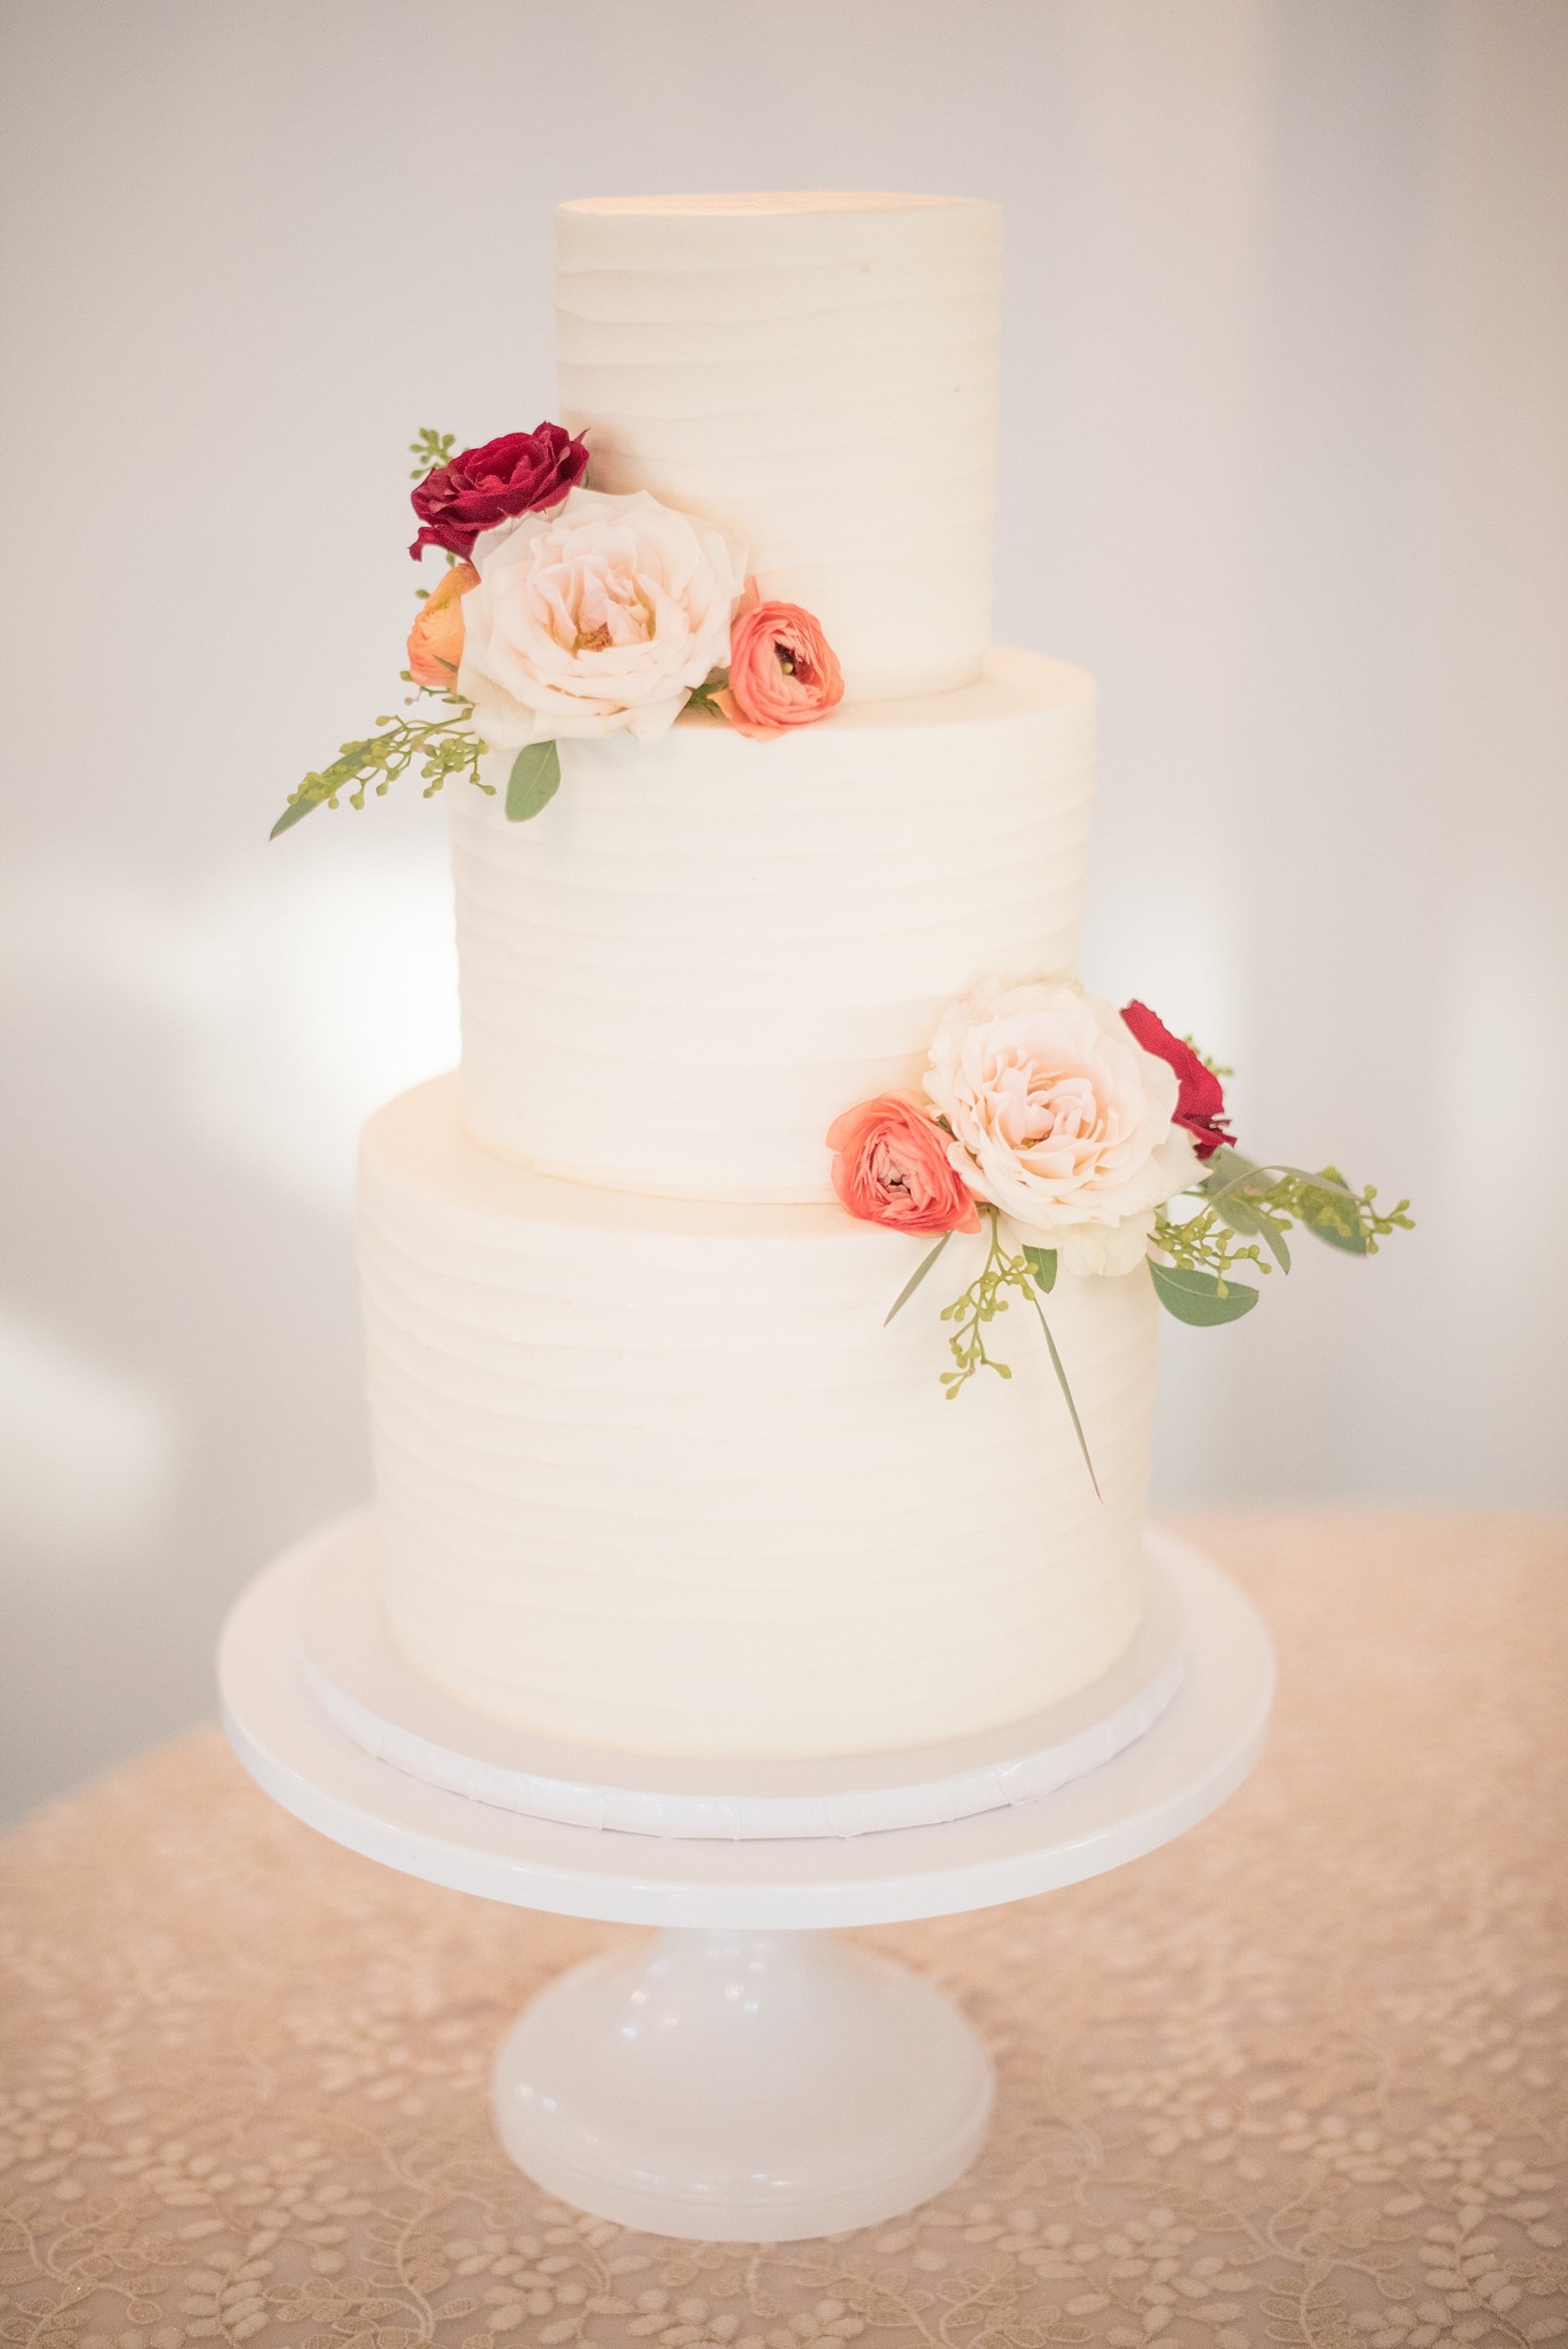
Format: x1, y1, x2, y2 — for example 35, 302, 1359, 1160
3, 1514, 1566, 2349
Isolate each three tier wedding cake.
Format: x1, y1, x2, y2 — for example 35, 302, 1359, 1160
278, 192, 1408, 1771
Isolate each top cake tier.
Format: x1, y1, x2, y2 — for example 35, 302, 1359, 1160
555, 192, 1002, 703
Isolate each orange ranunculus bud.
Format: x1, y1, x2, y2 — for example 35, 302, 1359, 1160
406, 560, 479, 689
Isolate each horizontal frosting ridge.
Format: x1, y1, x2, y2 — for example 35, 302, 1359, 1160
359, 1077, 1156, 1758
556, 190, 1001, 698
453, 649, 1095, 1201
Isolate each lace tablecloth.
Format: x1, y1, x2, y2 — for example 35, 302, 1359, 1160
4, 1514, 1566, 2349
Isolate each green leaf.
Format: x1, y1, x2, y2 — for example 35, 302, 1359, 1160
1149, 1260, 1260, 1326
1198, 1151, 1291, 1270
1022, 1245, 1057, 1294
1297, 1178, 1369, 1254
1206, 1184, 1292, 1270
270, 793, 321, 839
1190, 1154, 1358, 1208
884, 1231, 953, 1326
1198, 1149, 1271, 1227
1198, 1143, 1260, 1193
506, 740, 561, 822
683, 667, 730, 717
1272, 1163, 1359, 1198
409, 425, 457, 482
1253, 1215, 1291, 1273
1027, 1294, 1100, 1498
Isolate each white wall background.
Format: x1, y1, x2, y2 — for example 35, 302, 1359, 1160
3, 0, 1564, 1822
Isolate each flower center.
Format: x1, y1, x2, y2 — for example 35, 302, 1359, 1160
531, 535, 658, 656
873, 1141, 919, 1201
1023, 1074, 1099, 1143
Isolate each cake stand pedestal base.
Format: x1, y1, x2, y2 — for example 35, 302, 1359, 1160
220, 1525, 1273, 2241
493, 1926, 992, 2239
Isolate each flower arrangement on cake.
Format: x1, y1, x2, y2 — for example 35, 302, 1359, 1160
272, 430, 1412, 1504
828, 983, 1412, 1488
271, 426, 845, 837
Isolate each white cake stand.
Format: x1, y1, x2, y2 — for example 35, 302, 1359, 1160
219, 1527, 1273, 2243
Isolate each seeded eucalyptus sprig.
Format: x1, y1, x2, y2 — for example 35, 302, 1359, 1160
409, 426, 457, 483
273, 426, 582, 837
938, 1208, 1033, 1394
927, 1206, 1099, 1493
270, 695, 491, 837
1148, 1147, 1415, 1324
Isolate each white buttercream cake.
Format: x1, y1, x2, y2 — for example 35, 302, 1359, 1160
357, 192, 1159, 1759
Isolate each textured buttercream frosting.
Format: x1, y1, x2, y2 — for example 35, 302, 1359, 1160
360, 1079, 1158, 1761
556, 192, 1001, 701
454, 649, 1094, 1202
351, 191, 1162, 1764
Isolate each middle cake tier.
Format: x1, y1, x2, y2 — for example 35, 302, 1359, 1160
453, 647, 1094, 1202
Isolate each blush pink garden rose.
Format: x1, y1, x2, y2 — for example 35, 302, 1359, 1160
826, 1093, 981, 1236
713, 581, 845, 740
457, 488, 744, 747
405, 561, 479, 689
922, 980, 1199, 1276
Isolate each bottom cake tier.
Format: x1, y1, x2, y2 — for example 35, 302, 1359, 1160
358, 1076, 1160, 1760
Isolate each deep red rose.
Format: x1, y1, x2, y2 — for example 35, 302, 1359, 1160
409, 424, 588, 559
1120, 999, 1234, 1160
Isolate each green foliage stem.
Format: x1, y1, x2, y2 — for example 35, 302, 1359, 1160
683, 668, 730, 717
1155, 1148, 1414, 1281
1151, 1199, 1270, 1285
936, 1208, 1099, 1492
883, 1231, 953, 1327
409, 426, 457, 482
271, 699, 490, 837
938, 1206, 1032, 1395
1148, 1260, 1259, 1326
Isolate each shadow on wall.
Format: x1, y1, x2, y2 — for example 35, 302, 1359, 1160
0, 832, 458, 1822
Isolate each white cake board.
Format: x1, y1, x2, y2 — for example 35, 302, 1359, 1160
219, 1523, 1274, 2242
298, 1508, 1189, 1842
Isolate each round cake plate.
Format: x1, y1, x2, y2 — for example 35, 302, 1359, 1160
297, 1508, 1190, 1842
219, 1527, 1274, 2243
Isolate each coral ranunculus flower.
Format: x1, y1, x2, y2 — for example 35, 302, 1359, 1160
1118, 999, 1234, 1160
826, 1093, 980, 1235
409, 425, 588, 561
713, 581, 845, 739
406, 561, 478, 689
